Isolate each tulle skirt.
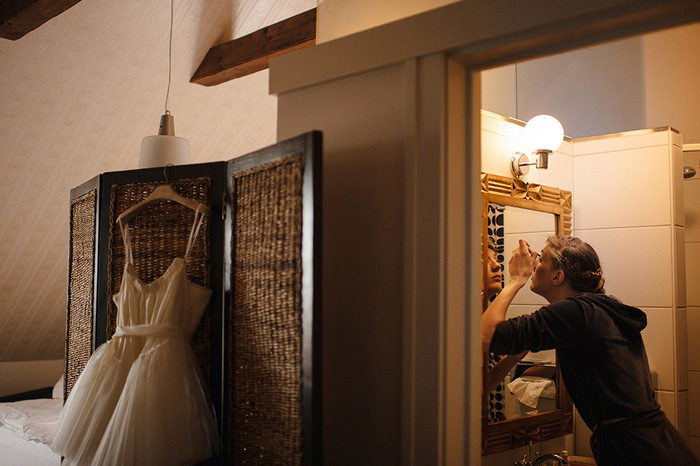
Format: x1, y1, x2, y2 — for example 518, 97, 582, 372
52, 336, 220, 465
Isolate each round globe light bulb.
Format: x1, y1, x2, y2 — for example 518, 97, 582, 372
523, 115, 564, 152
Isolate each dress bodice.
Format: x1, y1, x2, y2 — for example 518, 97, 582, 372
113, 258, 212, 338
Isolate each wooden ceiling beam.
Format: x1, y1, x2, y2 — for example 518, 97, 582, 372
191, 8, 316, 87
0, 0, 82, 40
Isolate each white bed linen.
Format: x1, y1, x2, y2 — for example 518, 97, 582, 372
0, 398, 62, 465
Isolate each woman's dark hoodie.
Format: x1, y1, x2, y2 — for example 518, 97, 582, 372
490, 293, 656, 430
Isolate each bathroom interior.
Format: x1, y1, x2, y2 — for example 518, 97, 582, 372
477, 24, 700, 465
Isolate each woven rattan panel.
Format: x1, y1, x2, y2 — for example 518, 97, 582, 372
108, 178, 212, 380
66, 189, 97, 399
229, 154, 304, 464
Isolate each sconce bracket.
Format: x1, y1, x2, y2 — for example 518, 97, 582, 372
534, 150, 550, 169
510, 152, 530, 178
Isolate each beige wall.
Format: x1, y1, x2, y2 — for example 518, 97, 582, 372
277, 63, 410, 465
276, 52, 483, 465
481, 37, 646, 138
644, 23, 700, 144
482, 23, 700, 144
0, 360, 63, 397
316, 0, 459, 43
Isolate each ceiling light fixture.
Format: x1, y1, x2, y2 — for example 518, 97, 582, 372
138, 0, 190, 169
510, 115, 564, 179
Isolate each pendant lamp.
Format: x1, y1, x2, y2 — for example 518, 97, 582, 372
138, 0, 191, 169
138, 112, 190, 168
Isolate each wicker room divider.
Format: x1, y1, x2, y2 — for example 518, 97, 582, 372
66, 132, 322, 465
66, 178, 99, 399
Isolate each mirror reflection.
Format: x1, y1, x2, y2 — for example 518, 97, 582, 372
484, 203, 557, 423
480, 171, 574, 455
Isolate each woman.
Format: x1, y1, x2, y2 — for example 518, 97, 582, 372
482, 236, 699, 465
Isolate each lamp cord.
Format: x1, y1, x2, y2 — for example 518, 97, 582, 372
164, 0, 174, 115
514, 63, 519, 119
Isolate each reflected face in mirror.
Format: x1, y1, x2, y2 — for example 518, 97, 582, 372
485, 246, 503, 301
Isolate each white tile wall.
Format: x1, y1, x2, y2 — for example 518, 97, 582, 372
689, 437, 700, 460
642, 307, 676, 391
573, 130, 670, 156
672, 133, 683, 151
481, 125, 521, 178
678, 307, 689, 391
571, 128, 687, 439
673, 142, 685, 227
685, 177, 700, 242
481, 110, 522, 138
539, 146, 574, 192
481, 112, 524, 178
687, 242, 700, 306
677, 226, 687, 308
658, 389, 677, 426
573, 408, 594, 457
679, 389, 690, 439
689, 372, 700, 436
686, 148, 700, 449
689, 308, 700, 371
573, 146, 672, 230
577, 227, 674, 308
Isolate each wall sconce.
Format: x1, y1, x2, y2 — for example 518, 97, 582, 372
510, 115, 564, 178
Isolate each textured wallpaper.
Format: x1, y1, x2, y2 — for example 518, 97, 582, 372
0, 0, 315, 361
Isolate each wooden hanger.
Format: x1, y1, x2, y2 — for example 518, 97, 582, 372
116, 166, 211, 225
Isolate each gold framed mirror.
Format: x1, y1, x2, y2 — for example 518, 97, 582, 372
481, 172, 573, 455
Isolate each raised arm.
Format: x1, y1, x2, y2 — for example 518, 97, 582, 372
481, 240, 537, 353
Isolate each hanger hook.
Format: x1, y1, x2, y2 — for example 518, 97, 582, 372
163, 164, 174, 184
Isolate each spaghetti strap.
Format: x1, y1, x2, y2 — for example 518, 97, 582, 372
185, 206, 206, 261
117, 218, 134, 264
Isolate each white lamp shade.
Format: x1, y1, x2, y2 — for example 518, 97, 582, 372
523, 115, 564, 152
138, 135, 191, 168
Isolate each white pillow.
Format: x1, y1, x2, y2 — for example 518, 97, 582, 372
52, 374, 64, 399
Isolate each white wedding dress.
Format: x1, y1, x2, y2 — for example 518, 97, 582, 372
52, 207, 220, 465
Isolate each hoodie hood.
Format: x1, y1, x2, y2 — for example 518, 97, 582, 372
573, 293, 647, 338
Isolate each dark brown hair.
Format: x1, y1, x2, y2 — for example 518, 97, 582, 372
487, 237, 497, 253
546, 236, 605, 294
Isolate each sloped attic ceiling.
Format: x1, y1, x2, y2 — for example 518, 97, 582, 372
0, 0, 315, 362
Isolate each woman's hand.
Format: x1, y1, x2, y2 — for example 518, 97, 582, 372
508, 239, 537, 286
482, 239, 538, 353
